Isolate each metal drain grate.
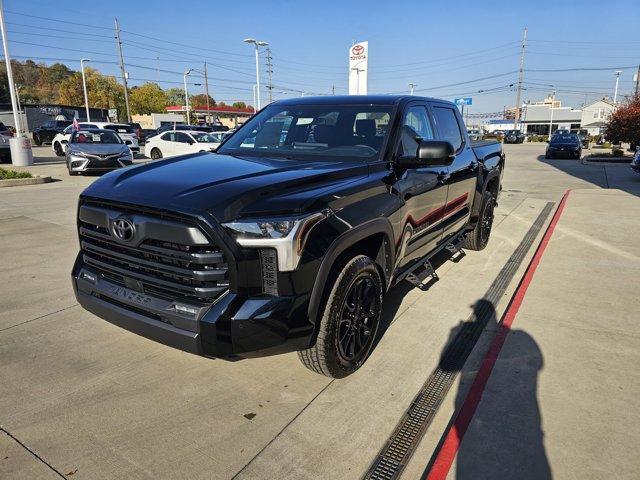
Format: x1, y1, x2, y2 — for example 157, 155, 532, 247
363, 202, 555, 480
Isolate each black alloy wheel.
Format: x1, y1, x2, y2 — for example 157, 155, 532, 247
479, 195, 495, 245
337, 275, 380, 363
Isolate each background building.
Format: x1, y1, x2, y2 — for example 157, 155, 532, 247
0, 103, 109, 132
580, 99, 615, 135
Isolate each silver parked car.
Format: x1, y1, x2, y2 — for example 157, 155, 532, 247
66, 129, 133, 176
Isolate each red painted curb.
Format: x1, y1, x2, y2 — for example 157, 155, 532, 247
424, 190, 571, 480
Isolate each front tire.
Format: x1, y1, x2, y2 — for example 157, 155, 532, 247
33, 134, 42, 146
298, 255, 383, 378
54, 142, 64, 156
463, 190, 495, 251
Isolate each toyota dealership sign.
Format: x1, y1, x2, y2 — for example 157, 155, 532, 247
349, 41, 368, 95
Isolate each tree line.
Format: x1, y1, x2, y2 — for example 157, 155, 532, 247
1, 59, 250, 119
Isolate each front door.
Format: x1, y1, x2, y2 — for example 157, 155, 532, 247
393, 103, 450, 269
431, 105, 477, 242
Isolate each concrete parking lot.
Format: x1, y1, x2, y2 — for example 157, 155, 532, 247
1, 144, 639, 479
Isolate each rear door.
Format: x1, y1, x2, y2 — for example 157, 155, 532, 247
393, 102, 450, 268
431, 104, 477, 242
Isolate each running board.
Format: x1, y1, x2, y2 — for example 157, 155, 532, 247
393, 230, 468, 290
405, 260, 439, 291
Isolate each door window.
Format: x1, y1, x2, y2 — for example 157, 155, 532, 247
398, 106, 434, 157
432, 106, 463, 151
174, 132, 191, 143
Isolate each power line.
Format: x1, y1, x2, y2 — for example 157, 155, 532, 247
5, 10, 112, 30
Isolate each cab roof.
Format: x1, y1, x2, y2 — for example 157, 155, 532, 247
271, 95, 453, 107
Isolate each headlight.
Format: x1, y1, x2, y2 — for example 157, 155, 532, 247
223, 210, 330, 271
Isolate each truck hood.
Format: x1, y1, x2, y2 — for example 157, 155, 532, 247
82, 152, 368, 222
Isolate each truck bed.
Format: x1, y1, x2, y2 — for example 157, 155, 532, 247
471, 139, 502, 162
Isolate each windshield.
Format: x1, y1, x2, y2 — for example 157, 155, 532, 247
71, 130, 122, 144
218, 104, 393, 160
104, 124, 134, 134
192, 132, 221, 143
551, 134, 579, 144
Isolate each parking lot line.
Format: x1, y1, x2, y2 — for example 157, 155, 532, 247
423, 190, 571, 480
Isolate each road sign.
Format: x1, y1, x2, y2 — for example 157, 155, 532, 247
454, 97, 473, 106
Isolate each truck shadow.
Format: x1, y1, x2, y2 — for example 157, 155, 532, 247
374, 248, 452, 350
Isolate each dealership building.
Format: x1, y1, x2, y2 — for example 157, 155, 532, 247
0, 103, 109, 132
484, 98, 615, 135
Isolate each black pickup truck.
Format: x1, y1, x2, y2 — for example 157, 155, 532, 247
72, 95, 504, 378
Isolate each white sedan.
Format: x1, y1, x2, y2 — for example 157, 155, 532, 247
51, 123, 98, 156
145, 130, 221, 160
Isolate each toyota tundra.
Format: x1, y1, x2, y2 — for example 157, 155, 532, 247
72, 95, 504, 378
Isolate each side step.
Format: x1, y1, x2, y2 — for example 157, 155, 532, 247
395, 231, 468, 290
405, 260, 439, 291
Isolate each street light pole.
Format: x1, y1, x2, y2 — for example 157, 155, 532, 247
183, 69, 192, 124
408, 82, 416, 95
548, 90, 556, 140
244, 38, 268, 110
0, 0, 21, 136
613, 70, 622, 105
81, 58, 91, 121
252, 85, 256, 113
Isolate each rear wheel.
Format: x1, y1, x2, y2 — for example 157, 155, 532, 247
150, 148, 162, 160
33, 134, 42, 146
463, 190, 495, 251
298, 255, 383, 378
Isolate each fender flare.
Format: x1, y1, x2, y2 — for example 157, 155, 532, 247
306, 218, 395, 328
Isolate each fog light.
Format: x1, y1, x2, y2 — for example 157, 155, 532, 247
260, 249, 278, 295
173, 304, 199, 315
81, 271, 96, 283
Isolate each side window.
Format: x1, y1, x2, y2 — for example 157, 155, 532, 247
63, 126, 72, 134
160, 132, 172, 141
174, 132, 191, 143
399, 106, 434, 157
432, 106, 463, 151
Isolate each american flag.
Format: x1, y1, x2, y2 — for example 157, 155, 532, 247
72, 118, 80, 130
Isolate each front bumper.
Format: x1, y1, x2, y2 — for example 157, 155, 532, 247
547, 149, 580, 158
72, 257, 313, 358
69, 157, 133, 172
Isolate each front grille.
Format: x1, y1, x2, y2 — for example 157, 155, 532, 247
79, 200, 229, 303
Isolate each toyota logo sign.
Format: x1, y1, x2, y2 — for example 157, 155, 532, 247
111, 218, 135, 242
351, 45, 364, 56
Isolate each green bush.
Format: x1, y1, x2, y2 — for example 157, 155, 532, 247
0, 167, 33, 179
612, 148, 624, 156
530, 136, 540, 142
602, 141, 612, 149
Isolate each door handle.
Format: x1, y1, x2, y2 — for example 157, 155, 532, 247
437, 171, 450, 184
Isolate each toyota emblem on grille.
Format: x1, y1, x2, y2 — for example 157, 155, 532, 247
111, 218, 135, 242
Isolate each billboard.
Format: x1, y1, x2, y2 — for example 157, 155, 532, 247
349, 41, 368, 95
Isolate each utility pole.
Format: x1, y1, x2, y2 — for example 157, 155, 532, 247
635, 64, 640, 99
0, 1, 21, 136
204, 62, 210, 123
408, 82, 416, 95
114, 18, 131, 123
613, 70, 622, 105
265, 47, 274, 104
513, 27, 527, 129
80, 58, 91, 121
332, 84, 335, 95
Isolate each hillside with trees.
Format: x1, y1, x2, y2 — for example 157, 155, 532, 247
1, 59, 252, 118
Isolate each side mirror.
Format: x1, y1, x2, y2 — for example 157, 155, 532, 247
398, 140, 455, 167
188, 140, 194, 145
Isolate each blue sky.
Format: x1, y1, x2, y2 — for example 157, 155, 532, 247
4, 0, 640, 114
